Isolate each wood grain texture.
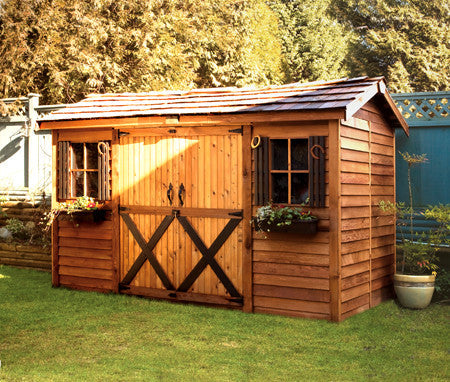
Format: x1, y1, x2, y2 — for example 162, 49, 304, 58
242, 125, 253, 312
250, 123, 333, 319
328, 119, 341, 321
56, 218, 114, 291
340, 103, 396, 320
51, 131, 60, 286
111, 129, 120, 292
117, 130, 244, 298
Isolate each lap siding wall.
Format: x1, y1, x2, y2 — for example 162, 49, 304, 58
56, 213, 115, 292
251, 123, 331, 320
340, 102, 395, 319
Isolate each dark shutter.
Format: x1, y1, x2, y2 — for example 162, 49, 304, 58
308, 136, 326, 207
58, 141, 70, 200
254, 137, 270, 205
98, 141, 111, 201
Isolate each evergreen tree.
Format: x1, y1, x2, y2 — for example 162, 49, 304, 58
269, 0, 355, 83
334, 0, 450, 92
0, 0, 284, 103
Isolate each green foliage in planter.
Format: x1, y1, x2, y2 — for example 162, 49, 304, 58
44, 196, 103, 230
252, 202, 316, 232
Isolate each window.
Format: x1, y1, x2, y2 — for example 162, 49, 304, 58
270, 138, 309, 204
58, 141, 111, 201
254, 136, 325, 207
71, 143, 100, 198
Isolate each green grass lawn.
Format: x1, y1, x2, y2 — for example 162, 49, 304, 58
0, 265, 448, 381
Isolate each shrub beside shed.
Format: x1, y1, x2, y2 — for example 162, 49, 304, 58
39, 77, 408, 321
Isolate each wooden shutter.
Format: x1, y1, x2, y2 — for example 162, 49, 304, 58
254, 137, 270, 205
58, 141, 70, 200
98, 141, 111, 201
308, 136, 326, 207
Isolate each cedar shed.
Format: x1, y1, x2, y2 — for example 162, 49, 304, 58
39, 77, 409, 322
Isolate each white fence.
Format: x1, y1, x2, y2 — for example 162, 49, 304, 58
0, 95, 66, 201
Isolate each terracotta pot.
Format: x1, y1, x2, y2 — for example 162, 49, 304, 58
394, 273, 435, 309
255, 218, 318, 234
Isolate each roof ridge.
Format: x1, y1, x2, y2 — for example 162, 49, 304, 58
84, 77, 378, 99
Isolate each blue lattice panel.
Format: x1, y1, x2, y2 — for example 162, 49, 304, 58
392, 91, 449, 127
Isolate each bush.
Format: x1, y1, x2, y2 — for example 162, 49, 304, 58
434, 269, 450, 302
5, 218, 30, 240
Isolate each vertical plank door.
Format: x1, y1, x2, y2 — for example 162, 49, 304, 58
117, 128, 244, 307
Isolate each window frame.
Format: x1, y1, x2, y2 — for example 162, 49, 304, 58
58, 140, 111, 201
70, 142, 100, 198
269, 137, 310, 205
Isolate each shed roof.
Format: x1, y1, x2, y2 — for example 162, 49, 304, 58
39, 76, 408, 133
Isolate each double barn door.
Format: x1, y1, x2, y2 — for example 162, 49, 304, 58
117, 128, 244, 306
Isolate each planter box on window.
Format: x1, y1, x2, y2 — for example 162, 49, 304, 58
255, 218, 318, 234
58, 209, 107, 224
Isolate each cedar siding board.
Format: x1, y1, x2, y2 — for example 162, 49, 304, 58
57, 218, 114, 292
39, 77, 406, 321
340, 101, 396, 320
251, 123, 331, 320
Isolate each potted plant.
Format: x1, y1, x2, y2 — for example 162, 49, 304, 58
44, 196, 106, 229
252, 202, 318, 234
380, 152, 449, 309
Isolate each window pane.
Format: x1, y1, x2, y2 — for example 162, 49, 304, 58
271, 173, 288, 203
291, 139, 308, 170
87, 171, 99, 198
72, 143, 84, 170
271, 139, 288, 170
86, 143, 99, 170
291, 173, 309, 204
72, 171, 84, 197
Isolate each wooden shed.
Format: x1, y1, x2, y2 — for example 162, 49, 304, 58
39, 77, 408, 321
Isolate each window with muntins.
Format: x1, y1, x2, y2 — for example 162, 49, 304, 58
253, 135, 325, 207
270, 138, 309, 204
58, 141, 111, 201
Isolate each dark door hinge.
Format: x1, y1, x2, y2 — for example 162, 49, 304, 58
228, 210, 243, 217
118, 283, 131, 290
118, 131, 130, 137
228, 127, 243, 135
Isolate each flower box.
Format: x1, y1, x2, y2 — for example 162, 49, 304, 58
255, 218, 318, 234
58, 209, 107, 224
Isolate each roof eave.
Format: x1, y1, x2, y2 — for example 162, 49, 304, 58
38, 108, 347, 130
381, 90, 409, 136
344, 79, 409, 136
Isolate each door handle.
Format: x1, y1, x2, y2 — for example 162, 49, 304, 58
167, 183, 174, 206
178, 183, 185, 206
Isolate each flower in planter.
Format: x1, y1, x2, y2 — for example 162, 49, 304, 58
252, 202, 317, 232
44, 196, 104, 230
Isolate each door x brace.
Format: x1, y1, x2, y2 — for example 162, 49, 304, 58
119, 209, 242, 299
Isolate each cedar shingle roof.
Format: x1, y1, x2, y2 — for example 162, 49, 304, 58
39, 76, 408, 132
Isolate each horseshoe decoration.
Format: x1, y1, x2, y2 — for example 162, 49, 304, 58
251, 135, 261, 149
310, 144, 325, 160
97, 141, 109, 156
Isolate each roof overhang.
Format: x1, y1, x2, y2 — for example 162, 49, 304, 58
38, 77, 409, 136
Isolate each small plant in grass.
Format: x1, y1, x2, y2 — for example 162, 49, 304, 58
379, 152, 449, 275
44, 196, 103, 230
5, 218, 28, 239
434, 269, 450, 302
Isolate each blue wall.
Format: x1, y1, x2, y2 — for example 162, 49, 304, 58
395, 126, 450, 207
